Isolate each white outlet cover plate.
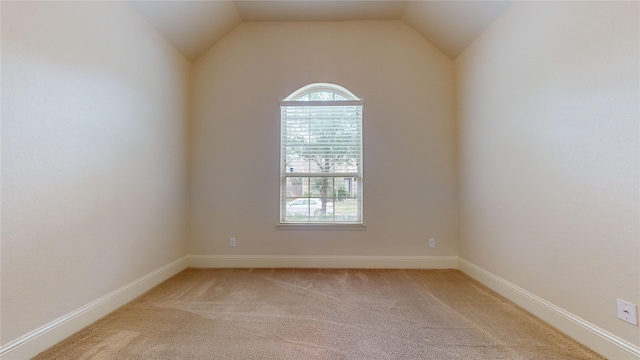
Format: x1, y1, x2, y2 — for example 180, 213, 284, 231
617, 299, 638, 326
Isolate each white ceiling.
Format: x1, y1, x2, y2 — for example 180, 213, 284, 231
129, 1, 513, 62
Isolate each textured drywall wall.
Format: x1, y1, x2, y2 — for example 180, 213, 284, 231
455, 1, 639, 347
190, 21, 457, 257
1, 1, 190, 345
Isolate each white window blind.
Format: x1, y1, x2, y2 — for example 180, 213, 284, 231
280, 86, 363, 224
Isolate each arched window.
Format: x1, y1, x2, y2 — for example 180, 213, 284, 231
280, 83, 363, 224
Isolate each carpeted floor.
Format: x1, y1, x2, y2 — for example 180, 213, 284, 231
35, 268, 604, 359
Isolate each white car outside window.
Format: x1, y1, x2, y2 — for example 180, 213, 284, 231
287, 198, 333, 216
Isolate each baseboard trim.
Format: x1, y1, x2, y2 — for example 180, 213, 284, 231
0, 256, 189, 360
188, 255, 459, 269
458, 258, 640, 360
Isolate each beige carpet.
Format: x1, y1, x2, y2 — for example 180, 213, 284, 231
35, 269, 604, 359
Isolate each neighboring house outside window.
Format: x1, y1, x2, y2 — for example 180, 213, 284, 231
280, 83, 363, 224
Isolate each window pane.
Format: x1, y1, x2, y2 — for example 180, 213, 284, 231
306, 177, 334, 221
333, 176, 360, 222
286, 177, 306, 198
285, 176, 309, 221
309, 177, 334, 200
298, 91, 348, 101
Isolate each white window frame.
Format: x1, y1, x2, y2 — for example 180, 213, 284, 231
278, 83, 365, 229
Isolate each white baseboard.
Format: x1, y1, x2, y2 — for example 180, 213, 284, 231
188, 255, 459, 269
0, 256, 189, 360
458, 258, 640, 360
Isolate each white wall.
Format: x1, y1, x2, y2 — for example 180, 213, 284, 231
1, 1, 190, 347
190, 21, 457, 258
456, 1, 639, 349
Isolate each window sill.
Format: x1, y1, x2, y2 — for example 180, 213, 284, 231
277, 223, 366, 231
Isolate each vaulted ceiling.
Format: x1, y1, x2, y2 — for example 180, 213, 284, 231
128, 1, 513, 62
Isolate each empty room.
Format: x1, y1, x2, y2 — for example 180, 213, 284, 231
1, 0, 638, 359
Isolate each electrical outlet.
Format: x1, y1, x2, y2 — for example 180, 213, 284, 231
617, 299, 638, 326
229, 237, 236, 247
429, 238, 435, 248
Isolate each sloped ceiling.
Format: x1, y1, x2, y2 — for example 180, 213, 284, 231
402, 1, 513, 59
129, 1, 513, 62
128, 1, 242, 61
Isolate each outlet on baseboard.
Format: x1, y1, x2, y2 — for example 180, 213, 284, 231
229, 237, 236, 247
617, 299, 638, 326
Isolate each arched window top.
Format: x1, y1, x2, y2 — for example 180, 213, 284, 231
285, 83, 360, 101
